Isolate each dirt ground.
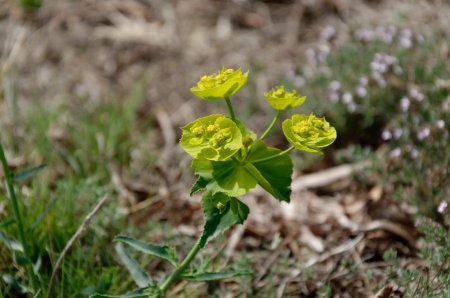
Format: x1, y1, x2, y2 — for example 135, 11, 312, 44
1, 0, 450, 297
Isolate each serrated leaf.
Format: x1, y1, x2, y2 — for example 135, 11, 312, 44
90, 287, 154, 298
247, 141, 293, 202
199, 192, 249, 248
190, 176, 209, 196
13, 164, 46, 182
181, 270, 252, 281
114, 235, 179, 266
192, 159, 257, 197
115, 243, 151, 288
0, 231, 23, 252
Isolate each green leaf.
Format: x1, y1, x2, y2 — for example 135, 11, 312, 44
14, 254, 31, 266
28, 196, 59, 231
0, 217, 15, 229
247, 141, 293, 202
0, 231, 23, 252
13, 164, 46, 182
199, 192, 249, 248
90, 287, 155, 298
2, 274, 30, 294
181, 270, 253, 281
190, 176, 209, 196
115, 243, 151, 288
191, 141, 293, 201
114, 235, 179, 266
192, 159, 257, 197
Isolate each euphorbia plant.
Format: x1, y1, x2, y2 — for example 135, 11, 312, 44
93, 67, 336, 298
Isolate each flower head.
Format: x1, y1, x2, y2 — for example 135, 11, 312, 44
190, 68, 248, 100
264, 86, 306, 111
282, 113, 336, 154
180, 114, 242, 161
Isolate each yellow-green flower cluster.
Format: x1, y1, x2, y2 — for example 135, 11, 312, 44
265, 86, 306, 111
282, 114, 336, 154
190, 68, 248, 100
180, 114, 242, 161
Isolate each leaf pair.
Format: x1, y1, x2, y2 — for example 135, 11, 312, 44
191, 141, 293, 202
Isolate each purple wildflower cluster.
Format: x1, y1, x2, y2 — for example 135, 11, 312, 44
370, 52, 402, 88
327, 80, 359, 113
305, 45, 331, 66
355, 26, 424, 48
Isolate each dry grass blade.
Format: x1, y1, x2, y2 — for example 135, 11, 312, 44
47, 194, 109, 298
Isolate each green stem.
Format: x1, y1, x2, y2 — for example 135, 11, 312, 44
159, 238, 202, 295
0, 142, 39, 292
251, 146, 294, 164
259, 110, 280, 141
224, 97, 237, 122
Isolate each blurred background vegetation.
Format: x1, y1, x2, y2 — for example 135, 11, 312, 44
0, 0, 449, 297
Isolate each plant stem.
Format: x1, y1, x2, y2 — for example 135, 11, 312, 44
159, 238, 202, 295
251, 146, 294, 164
0, 142, 39, 292
224, 96, 237, 122
259, 110, 280, 141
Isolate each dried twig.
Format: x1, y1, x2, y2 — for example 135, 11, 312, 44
370, 284, 394, 298
359, 219, 417, 247
304, 233, 364, 268
47, 195, 109, 298
292, 161, 370, 191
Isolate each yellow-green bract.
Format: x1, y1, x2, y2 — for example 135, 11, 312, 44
264, 86, 306, 110
180, 114, 243, 161
282, 113, 336, 154
190, 68, 248, 100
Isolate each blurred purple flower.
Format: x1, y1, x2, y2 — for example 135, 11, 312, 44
342, 92, 353, 104
329, 80, 341, 91
377, 79, 387, 88
399, 37, 412, 48
437, 201, 448, 214
359, 76, 368, 86
400, 97, 410, 112
356, 86, 367, 98
347, 102, 357, 113
436, 119, 445, 129
393, 128, 403, 139
390, 148, 402, 158
382, 130, 392, 141
328, 91, 339, 103
417, 127, 430, 140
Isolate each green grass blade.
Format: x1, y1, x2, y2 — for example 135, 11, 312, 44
90, 287, 150, 298
0, 231, 24, 252
28, 197, 58, 231
181, 270, 253, 281
13, 164, 47, 182
114, 243, 151, 288
114, 235, 179, 266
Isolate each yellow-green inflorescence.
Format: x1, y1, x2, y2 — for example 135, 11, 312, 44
265, 85, 306, 110
180, 114, 243, 161
190, 68, 249, 100
282, 113, 337, 154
